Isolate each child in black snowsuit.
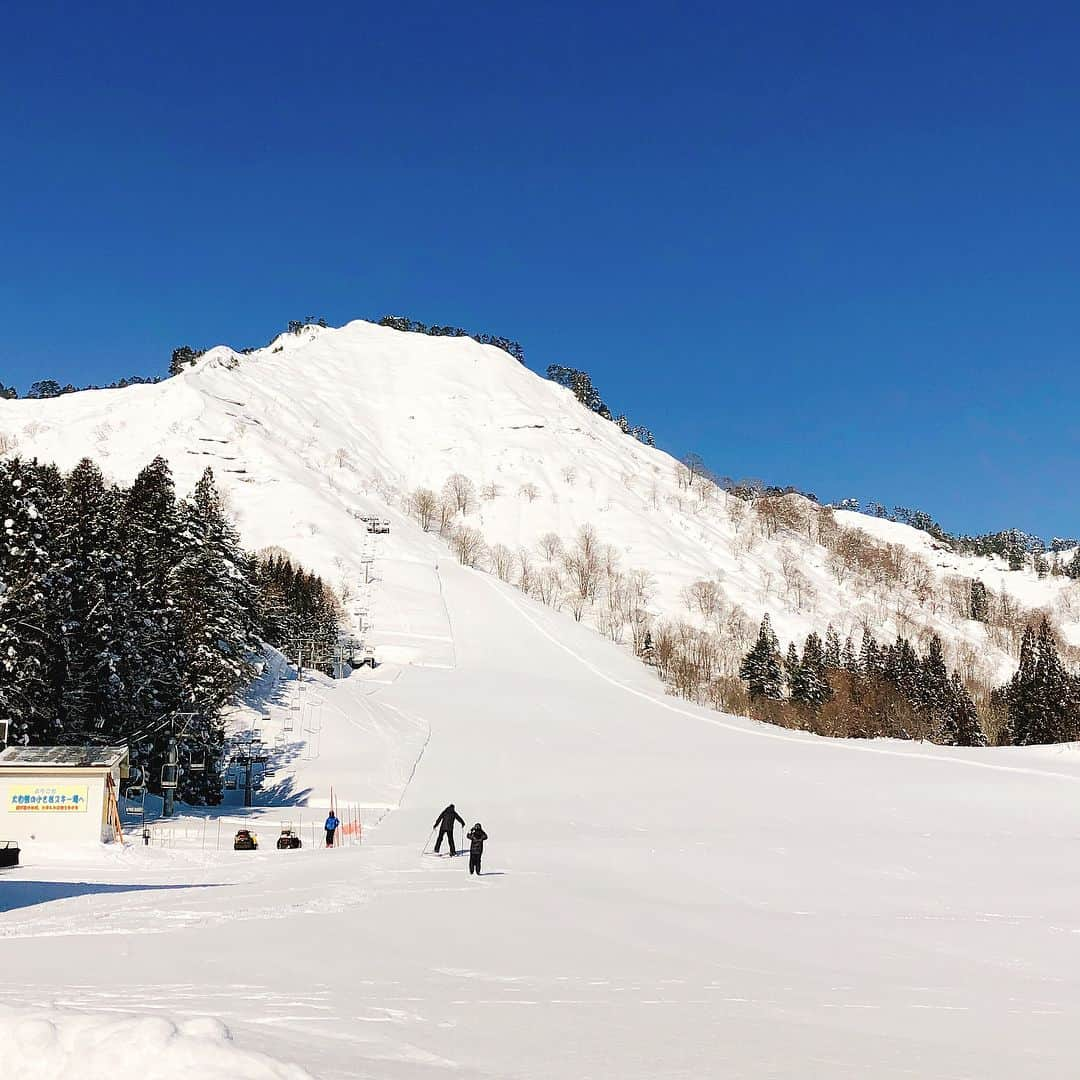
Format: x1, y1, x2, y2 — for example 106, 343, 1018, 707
467, 823, 488, 876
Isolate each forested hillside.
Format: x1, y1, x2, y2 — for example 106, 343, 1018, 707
0, 456, 340, 802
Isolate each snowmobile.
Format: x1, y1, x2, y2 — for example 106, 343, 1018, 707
276, 828, 302, 850
233, 828, 258, 851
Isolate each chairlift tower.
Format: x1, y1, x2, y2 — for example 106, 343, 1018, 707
158, 711, 203, 818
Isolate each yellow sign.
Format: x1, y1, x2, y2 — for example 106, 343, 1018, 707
9, 784, 89, 812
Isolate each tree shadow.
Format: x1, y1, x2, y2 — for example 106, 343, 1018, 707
0, 880, 225, 914
253, 771, 313, 807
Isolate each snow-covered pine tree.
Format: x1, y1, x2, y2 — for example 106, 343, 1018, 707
945, 672, 986, 747
791, 631, 831, 709
969, 580, 989, 622
174, 468, 258, 803
841, 634, 858, 673
823, 625, 841, 670
858, 630, 881, 678
1032, 619, 1076, 744
55, 459, 134, 740
119, 457, 188, 782
784, 642, 800, 695
0, 459, 63, 744
918, 636, 952, 724
739, 615, 784, 700
1006, 625, 1038, 745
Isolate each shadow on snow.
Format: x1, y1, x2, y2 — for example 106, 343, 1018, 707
0, 880, 226, 914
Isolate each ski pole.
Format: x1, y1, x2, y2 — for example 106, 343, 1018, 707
421, 825, 436, 856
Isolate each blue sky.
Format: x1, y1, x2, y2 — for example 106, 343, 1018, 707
2, 2, 1079, 538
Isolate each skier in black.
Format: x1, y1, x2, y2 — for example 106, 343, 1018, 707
433, 803, 464, 855
467, 823, 487, 876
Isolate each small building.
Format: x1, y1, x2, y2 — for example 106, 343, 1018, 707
0, 745, 129, 846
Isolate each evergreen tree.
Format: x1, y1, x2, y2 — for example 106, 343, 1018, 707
1006, 625, 1039, 745
824, 625, 841, 670
969, 579, 989, 622
173, 468, 257, 803
0, 459, 62, 744
944, 672, 986, 747
919, 636, 952, 719
1032, 619, 1076, 744
26, 380, 63, 399
55, 460, 133, 738
784, 642, 801, 696
119, 457, 188, 777
169, 346, 204, 376
841, 634, 858, 673
739, 615, 784, 700
858, 630, 881, 677
791, 632, 831, 709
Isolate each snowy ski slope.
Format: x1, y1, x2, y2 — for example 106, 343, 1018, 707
4, 551, 1080, 1077
3, 321, 1080, 1077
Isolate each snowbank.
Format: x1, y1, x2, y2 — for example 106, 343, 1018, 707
0, 1005, 313, 1080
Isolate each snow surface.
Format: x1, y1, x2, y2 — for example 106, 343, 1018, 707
4, 322, 1080, 1077
0, 1004, 313, 1079
4, 554, 1080, 1076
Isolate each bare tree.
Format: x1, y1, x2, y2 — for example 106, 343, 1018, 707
517, 548, 536, 594
534, 566, 564, 608
568, 593, 587, 622
682, 578, 722, 618
443, 473, 476, 515
629, 607, 653, 655
563, 524, 603, 600
450, 524, 487, 567
627, 568, 656, 609
480, 481, 500, 501
437, 497, 456, 536
725, 494, 749, 532
490, 543, 514, 582
561, 465, 577, 487
682, 452, 706, 488
407, 487, 439, 531
518, 481, 540, 502
754, 494, 806, 539
538, 531, 563, 561
333, 447, 352, 469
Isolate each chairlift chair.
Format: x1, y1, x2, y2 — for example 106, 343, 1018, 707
124, 765, 146, 800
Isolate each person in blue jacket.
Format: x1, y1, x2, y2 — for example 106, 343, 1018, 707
324, 811, 340, 847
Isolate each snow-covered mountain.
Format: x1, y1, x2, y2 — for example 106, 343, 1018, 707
2, 319, 1075, 692
6, 319, 1080, 1079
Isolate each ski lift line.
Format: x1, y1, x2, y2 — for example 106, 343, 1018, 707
125, 699, 220, 746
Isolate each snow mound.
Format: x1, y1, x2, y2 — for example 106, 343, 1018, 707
0, 1005, 314, 1080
